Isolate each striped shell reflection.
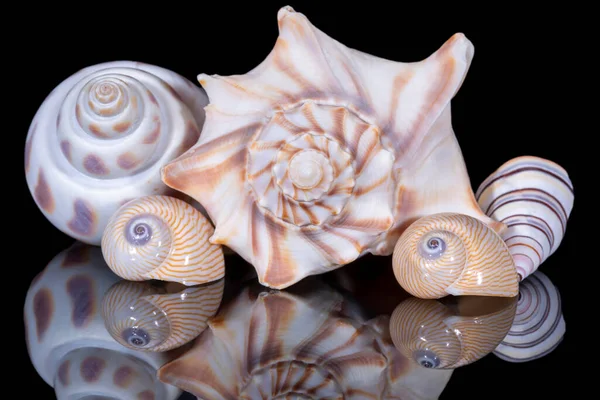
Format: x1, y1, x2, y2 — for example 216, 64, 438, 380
101, 279, 224, 352
390, 296, 517, 369
101, 195, 225, 285
476, 156, 574, 280
393, 213, 519, 299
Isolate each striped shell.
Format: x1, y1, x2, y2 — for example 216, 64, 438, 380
390, 296, 517, 369
161, 6, 502, 289
24, 61, 208, 245
158, 280, 453, 400
101, 195, 225, 285
392, 213, 519, 299
23, 242, 180, 400
494, 271, 565, 362
476, 156, 574, 280
101, 279, 224, 352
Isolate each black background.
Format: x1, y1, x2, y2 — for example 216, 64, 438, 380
13, 2, 577, 399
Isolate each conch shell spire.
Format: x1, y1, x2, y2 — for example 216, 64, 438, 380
162, 6, 494, 289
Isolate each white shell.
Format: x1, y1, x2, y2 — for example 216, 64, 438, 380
25, 61, 208, 245
162, 6, 502, 289
23, 242, 180, 399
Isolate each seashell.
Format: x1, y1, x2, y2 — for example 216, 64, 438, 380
161, 6, 503, 289
157, 279, 453, 399
23, 241, 181, 400
390, 295, 517, 369
392, 213, 519, 299
494, 271, 565, 362
476, 156, 574, 280
101, 279, 224, 352
101, 195, 225, 285
24, 60, 208, 245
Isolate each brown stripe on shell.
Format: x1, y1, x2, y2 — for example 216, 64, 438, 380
113, 365, 135, 388
300, 102, 324, 133
75, 104, 82, 121
113, 121, 132, 133
477, 166, 574, 198
117, 152, 141, 170
57, 359, 70, 386
67, 199, 98, 237
83, 154, 110, 175
62, 243, 91, 267
143, 116, 161, 144
66, 274, 95, 328
273, 39, 320, 97
60, 140, 72, 161
80, 356, 106, 382
88, 123, 110, 138
147, 90, 158, 105
272, 112, 305, 135
162, 81, 183, 101
353, 175, 388, 197
24, 123, 37, 173
33, 288, 53, 341
386, 73, 412, 134
259, 295, 297, 365
137, 390, 155, 400
34, 170, 55, 213
262, 214, 296, 288
180, 121, 201, 153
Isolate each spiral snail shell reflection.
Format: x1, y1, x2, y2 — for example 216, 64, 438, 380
476, 156, 574, 280
393, 213, 519, 299
23, 242, 180, 400
24, 61, 208, 245
158, 280, 453, 399
494, 271, 565, 362
390, 295, 517, 369
102, 195, 225, 285
161, 6, 505, 289
102, 279, 224, 352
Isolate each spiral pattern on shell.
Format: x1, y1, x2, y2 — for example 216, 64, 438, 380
101, 279, 224, 352
493, 271, 565, 362
393, 213, 519, 299
476, 156, 574, 280
24, 61, 208, 245
389, 297, 517, 369
102, 195, 225, 285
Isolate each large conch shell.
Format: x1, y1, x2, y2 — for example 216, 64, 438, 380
161, 6, 503, 289
494, 271, 565, 362
23, 241, 181, 399
476, 156, 574, 280
390, 295, 517, 369
101, 279, 224, 352
24, 61, 208, 245
158, 280, 453, 399
101, 195, 225, 285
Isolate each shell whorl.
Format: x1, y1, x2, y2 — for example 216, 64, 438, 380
392, 213, 519, 299
389, 297, 517, 369
25, 61, 208, 245
493, 271, 565, 362
101, 279, 224, 352
101, 195, 225, 285
476, 156, 574, 280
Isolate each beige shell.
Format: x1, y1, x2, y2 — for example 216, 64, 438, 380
101, 195, 225, 285
476, 156, 574, 280
393, 213, 519, 299
157, 280, 453, 399
161, 6, 503, 289
390, 296, 517, 369
101, 279, 224, 352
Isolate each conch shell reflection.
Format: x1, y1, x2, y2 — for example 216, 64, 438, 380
390, 295, 517, 369
158, 279, 453, 399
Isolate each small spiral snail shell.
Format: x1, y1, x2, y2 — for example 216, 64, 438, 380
101, 279, 224, 352
101, 195, 225, 285
494, 271, 565, 362
393, 213, 519, 299
476, 156, 574, 280
389, 296, 517, 369
24, 61, 208, 245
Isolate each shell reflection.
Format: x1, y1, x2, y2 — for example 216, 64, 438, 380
390, 295, 517, 369
494, 271, 565, 362
102, 279, 224, 352
158, 280, 453, 399
23, 242, 181, 400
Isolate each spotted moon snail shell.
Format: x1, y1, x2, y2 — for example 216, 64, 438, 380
101, 279, 224, 352
389, 295, 517, 369
494, 271, 565, 362
101, 195, 225, 285
476, 156, 574, 281
393, 212, 519, 299
24, 60, 208, 245
23, 242, 181, 400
